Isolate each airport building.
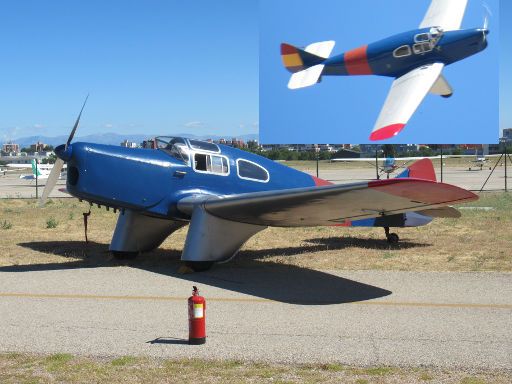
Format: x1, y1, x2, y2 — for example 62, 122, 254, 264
1, 142, 20, 155
502, 128, 512, 144
120, 140, 138, 148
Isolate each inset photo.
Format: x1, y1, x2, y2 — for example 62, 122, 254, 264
260, 0, 499, 144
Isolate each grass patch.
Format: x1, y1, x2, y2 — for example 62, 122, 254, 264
111, 356, 137, 366
45, 217, 58, 229
44, 353, 73, 372
349, 366, 395, 376
460, 377, 487, 384
1, 220, 12, 229
0, 354, 510, 384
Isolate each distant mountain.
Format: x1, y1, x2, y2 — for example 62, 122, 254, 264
7, 132, 259, 148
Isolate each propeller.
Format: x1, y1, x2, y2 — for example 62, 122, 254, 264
481, 2, 492, 43
39, 95, 89, 207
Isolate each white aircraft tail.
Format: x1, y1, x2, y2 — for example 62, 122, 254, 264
281, 41, 335, 89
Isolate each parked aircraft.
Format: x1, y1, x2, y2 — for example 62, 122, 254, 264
19, 159, 66, 180
39, 102, 478, 271
281, 0, 489, 141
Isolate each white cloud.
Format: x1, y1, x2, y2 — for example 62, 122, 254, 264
184, 121, 204, 129
104, 123, 113, 128
33, 124, 44, 129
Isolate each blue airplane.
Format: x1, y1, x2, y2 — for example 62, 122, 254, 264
281, 0, 489, 141
40, 102, 477, 271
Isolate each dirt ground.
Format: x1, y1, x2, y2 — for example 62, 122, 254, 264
0, 193, 510, 272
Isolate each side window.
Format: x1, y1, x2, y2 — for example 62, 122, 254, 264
413, 42, 433, 54
194, 153, 209, 171
211, 155, 225, 174
237, 159, 269, 182
393, 45, 411, 58
414, 33, 430, 43
193, 153, 229, 175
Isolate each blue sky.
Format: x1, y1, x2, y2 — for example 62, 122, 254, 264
0, 0, 258, 141
260, 0, 500, 144
500, 0, 512, 133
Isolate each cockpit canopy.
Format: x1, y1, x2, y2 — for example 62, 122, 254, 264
393, 27, 444, 58
155, 136, 221, 164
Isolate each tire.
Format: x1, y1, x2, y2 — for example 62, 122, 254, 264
111, 251, 139, 260
185, 261, 214, 272
387, 233, 399, 244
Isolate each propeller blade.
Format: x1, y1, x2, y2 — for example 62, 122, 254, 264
66, 94, 89, 149
39, 158, 64, 206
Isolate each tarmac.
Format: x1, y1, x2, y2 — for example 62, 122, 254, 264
0, 164, 510, 369
0, 265, 510, 369
0, 165, 509, 199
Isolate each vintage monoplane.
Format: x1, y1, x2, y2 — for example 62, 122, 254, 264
281, 0, 489, 141
40, 103, 477, 271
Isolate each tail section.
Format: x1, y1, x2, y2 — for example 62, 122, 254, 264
396, 158, 436, 181
281, 41, 335, 89
31, 159, 41, 177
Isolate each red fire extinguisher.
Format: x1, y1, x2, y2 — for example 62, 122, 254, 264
188, 286, 206, 344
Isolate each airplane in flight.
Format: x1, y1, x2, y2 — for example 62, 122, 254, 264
39, 101, 477, 271
281, 0, 489, 141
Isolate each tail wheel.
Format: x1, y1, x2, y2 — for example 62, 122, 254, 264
387, 233, 399, 244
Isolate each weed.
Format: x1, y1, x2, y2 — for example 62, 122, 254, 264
46, 217, 58, 229
383, 252, 394, 259
460, 377, 486, 384
420, 372, 434, 381
111, 356, 137, 366
1, 220, 12, 229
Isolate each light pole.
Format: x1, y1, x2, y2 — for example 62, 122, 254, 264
315, 146, 320, 178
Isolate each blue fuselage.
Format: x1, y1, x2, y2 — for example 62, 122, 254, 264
55, 139, 429, 229
57, 142, 318, 219
322, 27, 488, 78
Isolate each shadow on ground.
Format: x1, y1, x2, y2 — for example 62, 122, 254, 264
7, 240, 395, 305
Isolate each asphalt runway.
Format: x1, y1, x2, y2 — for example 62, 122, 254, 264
0, 265, 510, 369
312, 166, 509, 191
0, 165, 509, 199
0, 173, 67, 199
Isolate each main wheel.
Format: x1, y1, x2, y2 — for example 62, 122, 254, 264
185, 261, 214, 272
387, 233, 399, 244
111, 251, 139, 260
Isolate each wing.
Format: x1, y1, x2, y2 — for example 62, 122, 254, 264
419, 0, 468, 31
370, 63, 445, 141
178, 178, 477, 227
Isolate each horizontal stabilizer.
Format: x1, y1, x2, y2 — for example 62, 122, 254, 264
305, 41, 335, 59
288, 64, 325, 89
418, 206, 461, 218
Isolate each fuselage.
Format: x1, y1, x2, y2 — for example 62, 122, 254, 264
56, 138, 322, 219
322, 27, 488, 78
55, 137, 431, 228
